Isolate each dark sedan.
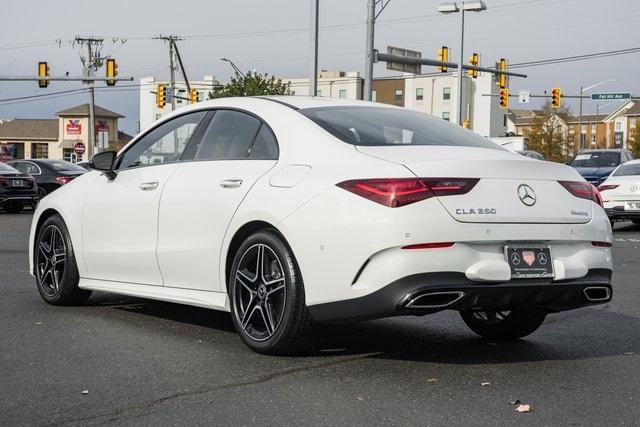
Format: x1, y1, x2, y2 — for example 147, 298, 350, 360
6, 159, 86, 199
0, 162, 38, 213
567, 149, 634, 187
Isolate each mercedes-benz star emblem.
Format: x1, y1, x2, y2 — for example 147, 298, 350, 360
631, 185, 638, 193
517, 184, 537, 206
537, 252, 548, 265
511, 252, 521, 265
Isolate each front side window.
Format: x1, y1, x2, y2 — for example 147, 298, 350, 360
119, 111, 206, 169
195, 110, 262, 160
416, 88, 424, 101
443, 87, 451, 100
300, 106, 502, 150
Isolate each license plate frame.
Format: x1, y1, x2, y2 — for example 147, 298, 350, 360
504, 244, 554, 279
624, 201, 640, 211
11, 179, 24, 187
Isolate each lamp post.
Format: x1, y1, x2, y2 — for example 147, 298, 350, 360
578, 79, 615, 148
437, 1, 486, 126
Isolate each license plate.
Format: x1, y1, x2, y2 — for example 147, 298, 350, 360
505, 244, 554, 279
624, 202, 640, 211
11, 179, 24, 187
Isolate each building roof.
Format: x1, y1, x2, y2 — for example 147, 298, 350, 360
56, 104, 124, 118
623, 102, 640, 116
0, 119, 58, 140
118, 130, 133, 142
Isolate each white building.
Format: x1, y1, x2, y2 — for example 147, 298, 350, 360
285, 71, 362, 100
139, 76, 220, 131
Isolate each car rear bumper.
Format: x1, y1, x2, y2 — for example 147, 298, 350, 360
0, 194, 39, 204
605, 206, 640, 221
308, 269, 612, 324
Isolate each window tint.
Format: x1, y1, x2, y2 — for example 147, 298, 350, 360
7, 162, 28, 173
249, 125, 279, 159
195, 110, 262, 160
119, 111, 205, 169
45, 160, 86, 172
300, 106, 503, 150
569, 152, 621, 168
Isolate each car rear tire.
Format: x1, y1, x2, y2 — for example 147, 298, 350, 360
460, 308, 546, 340
229, 229, 317, 355
35, 214, 91, 305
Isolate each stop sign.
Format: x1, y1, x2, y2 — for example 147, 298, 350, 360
74, 142, 86, 155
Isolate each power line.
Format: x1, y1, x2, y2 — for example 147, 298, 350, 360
510, 46, 640, 69
0, 87, 89, 103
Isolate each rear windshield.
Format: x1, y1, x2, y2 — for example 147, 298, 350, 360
613, 162, 640, 176
569, 152, 621, 168
45, 161, 86, 172
300, 106, 502, 150
0, 163, 18, 173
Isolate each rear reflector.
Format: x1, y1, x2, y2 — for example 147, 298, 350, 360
402, 242, 455, 250
558, 181, 603, 207
337, 178, 478, 208
597, 184, 619, 192
592, 241, 612, 247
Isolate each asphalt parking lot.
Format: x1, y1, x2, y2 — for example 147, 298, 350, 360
1, 212, 639, 426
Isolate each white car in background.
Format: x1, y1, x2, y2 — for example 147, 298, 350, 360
599, 159, 640, 226
29, 96, 613, 354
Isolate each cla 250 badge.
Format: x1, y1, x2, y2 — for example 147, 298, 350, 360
455, 208, 497, 215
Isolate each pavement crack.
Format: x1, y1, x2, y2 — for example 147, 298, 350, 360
43, 352, 379, 426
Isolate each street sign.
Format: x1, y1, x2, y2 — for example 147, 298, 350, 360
73, 142, 86, 155
591, 92, 631, 101
386, 46, 422, 74
518, 90, 530, 104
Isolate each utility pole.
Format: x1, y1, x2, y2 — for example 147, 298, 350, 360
309, 0, 319, 97
456, 7, 465, 126
155, 35, 184, 110
74, 36, 106, 159
578, 86, 583, 149
363, 0, 391, 101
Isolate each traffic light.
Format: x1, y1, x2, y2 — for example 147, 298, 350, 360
106, 58, 118, 86
156, 84, 167, 108
437, 46, 449, 73
467, 53, 479, 78
551, 87, 562, 108
190, 89, 199, 104
499, 89, 509, 109
38, 61, 49, 88
497, 58, 507, 89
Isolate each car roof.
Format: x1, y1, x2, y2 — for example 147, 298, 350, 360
191, 96, 399, 111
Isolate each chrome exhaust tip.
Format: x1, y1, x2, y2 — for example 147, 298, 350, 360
404, 291, 465, 309
583, 286, 611, 302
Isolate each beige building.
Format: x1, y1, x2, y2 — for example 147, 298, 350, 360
0, 104, 131, 162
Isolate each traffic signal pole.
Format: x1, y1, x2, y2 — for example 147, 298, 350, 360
363, 0, 375, 101
456, 7, 465, 125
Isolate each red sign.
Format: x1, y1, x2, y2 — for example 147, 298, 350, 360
74, 142, 86, 155
66, 119, 82, 135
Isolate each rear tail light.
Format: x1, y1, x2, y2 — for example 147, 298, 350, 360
55, 176, 74, 185
592, 241, 612, 247
336, 178, 478, 208
402, 242, 455, 250
597, 184, 619, 192
558, 181, 603, 207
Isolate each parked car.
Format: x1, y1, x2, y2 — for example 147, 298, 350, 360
29, 97, 613, 355
75, 161, 93, 170
7, 159, 87, 199
0, 162, 38, 213
567, 149, 634, 187
516, 150, 544, 160
598, 159, 640, 225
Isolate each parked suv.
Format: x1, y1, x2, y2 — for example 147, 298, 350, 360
0, 162, 38, 213
7, 159, 86, 199
567, 149, 634, 187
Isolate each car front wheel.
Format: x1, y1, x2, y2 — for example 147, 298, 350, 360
229, 229, 317, 355
460, 308, 546, 340
35, 214, 91, 305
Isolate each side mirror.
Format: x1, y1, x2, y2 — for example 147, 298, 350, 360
90, 151, 117, 180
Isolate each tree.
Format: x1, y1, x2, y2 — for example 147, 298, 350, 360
525, 102, 574, 163
208, 71, 293, 99
629, 122, 640, 158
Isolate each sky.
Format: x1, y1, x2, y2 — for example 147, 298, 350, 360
1, 0, 638, 134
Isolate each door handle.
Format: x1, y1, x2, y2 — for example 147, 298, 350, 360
139, 181, 159, 191
220, 179, 243, 189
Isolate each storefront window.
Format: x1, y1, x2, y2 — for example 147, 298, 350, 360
31, 143, 49, 159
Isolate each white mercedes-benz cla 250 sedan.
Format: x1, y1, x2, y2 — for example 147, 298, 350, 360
29, 96, 613, 354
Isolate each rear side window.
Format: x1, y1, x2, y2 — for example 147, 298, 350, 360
195, 110, 262, 160
613, 163, 640, 176
300, 106, 502, 150
248, 125, 278, 159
